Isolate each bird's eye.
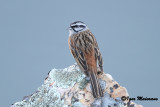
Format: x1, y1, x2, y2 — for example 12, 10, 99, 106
75, 25, 78, 27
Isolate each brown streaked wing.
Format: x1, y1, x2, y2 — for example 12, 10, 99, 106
68, 36, 88, 75
88, 32, 103, 73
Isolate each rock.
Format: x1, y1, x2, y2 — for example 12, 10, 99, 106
11, 64, 143, 107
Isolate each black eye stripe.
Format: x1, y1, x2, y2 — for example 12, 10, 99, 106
71, 26, 77, 28
79, 25, 85, 27
71, 25, 85, 28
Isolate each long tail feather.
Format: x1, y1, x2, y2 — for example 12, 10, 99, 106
88, 70, 103, 98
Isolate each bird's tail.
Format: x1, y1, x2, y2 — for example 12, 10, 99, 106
88, 68, 103, 98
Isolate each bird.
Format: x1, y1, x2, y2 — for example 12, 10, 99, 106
68, 21, 104, 98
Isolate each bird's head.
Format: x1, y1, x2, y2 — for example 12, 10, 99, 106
68, 21, 89, 35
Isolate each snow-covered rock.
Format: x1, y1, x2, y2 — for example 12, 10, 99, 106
11, 64, 143, 107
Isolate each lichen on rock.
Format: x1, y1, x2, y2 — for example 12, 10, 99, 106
11, 64, 143, 107
48, 65, 85, 88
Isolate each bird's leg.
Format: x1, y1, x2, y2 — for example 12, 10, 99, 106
97, 66, 103, 75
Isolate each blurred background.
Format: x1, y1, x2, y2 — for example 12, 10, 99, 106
0, 0, 159, 107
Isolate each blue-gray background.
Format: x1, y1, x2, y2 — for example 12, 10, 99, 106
0, 0, 159, 107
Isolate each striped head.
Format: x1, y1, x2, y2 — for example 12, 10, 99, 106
68, 21, 89, 36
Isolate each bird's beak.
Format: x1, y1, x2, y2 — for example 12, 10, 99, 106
66, 27, 72, 30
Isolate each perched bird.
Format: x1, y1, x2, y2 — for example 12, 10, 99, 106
68, 21, 104, 98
